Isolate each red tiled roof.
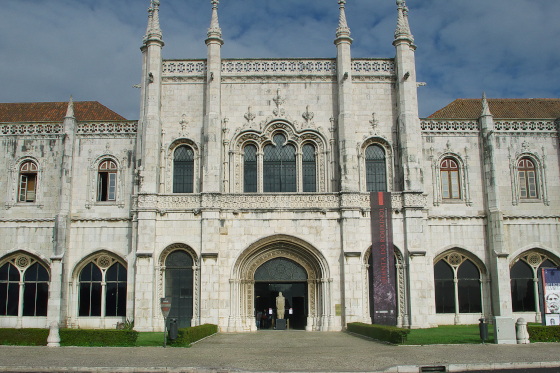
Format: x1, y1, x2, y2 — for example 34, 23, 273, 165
428, 98, 560, 119
0, 101, 127, 123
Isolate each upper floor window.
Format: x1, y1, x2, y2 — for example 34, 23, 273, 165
243, 145, 257, 193
263, 134, 296, 193
440, 158, 460, 199
365, 145, 386, 192
97, 160, 117, 202
302, 144, 316, 193
518, 158, 537, 199
19, 161, 38, 202
173, 146, 194, 193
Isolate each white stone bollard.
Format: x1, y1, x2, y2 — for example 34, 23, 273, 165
47, 322, 61, 347
516, 318, 530, 344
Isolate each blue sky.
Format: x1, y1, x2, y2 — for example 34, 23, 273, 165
1, 0, 558, 119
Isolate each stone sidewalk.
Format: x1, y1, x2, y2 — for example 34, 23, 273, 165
0, 331, 559, 373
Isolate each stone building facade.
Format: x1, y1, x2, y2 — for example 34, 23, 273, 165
0, 0, 559, 332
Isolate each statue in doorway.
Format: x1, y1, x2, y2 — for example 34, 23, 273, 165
276, 292, 286, 319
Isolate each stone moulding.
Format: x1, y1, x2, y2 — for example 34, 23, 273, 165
134, 192, 427, 213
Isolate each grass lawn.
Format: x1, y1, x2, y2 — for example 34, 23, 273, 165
404, 324, 494, 345
135, 332, 165, 347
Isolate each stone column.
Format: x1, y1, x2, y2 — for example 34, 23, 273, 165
134, 254, 155, 331
47, 257, 64, 327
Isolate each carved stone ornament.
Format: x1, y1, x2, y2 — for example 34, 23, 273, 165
272, 88, 286, 117
302, 105, 314, 124
244, 106, 256, 123
179, 114, 189, 137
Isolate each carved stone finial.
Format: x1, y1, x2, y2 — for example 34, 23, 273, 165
394, 0, 413, 43
273, 88, 286, 117
335, 0, 352, 42
207, 0, 223, 42
481, 92, 493, 117
369, 112, 378, 133
179, 114, 189, 137
244, 106, 256, 123
65, 95, 74, 118
302, 105, 314, 124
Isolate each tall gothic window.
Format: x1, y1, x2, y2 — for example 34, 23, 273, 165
19, 161, 38, 202
302, 144, 316, 193
244, 145, 257, 193
440, 158, 460, 199
518, 158, 537, 199
434, 254, 482, 314
97, 160, 117, 202
79, 257, 127, 317
1, 259, 49, 317
173, 146, 194, 193
263, 134, 296, 193
365, 145, 386, 192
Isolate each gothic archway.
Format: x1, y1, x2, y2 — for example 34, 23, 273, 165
229, 235, 332, 332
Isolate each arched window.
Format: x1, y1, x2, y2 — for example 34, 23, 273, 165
434, 253, 482, 314
78, 256, 127, 317
243, 145, 257, 193
0, 263, 20, 316
173, 146, 194, 193
365, 145, 386, 192
19, 161, 38, 202
510, 252, 558, 312
165, 251, 194, 329
440, 158, 460, 199
264, 134, 296, 193
302, 144, 316, 192
1, 257, 49, 317
510, 260, 535, 312
518, 158, 537, 199
97, 160, 117, 202
22, 263, 49, 316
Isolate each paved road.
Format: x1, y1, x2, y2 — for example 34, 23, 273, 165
0, 331, 559, 372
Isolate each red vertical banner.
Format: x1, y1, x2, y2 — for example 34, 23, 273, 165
370, 192, 397, 326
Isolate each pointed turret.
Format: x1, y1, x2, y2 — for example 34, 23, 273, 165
206, 0, 223, 45
144, 0, 163, 43
142, 3, 154, 45
65, 96, 74, 118
481, 92, 493, 117
335, 0, 352, 44
394, 0, 414, 44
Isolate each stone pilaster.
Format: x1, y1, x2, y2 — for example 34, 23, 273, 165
479, 94, 512, 317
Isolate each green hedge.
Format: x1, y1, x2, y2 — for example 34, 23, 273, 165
528, 325, 560, 342
0, 328, 49, 346
347, 322, 410, 344
169, 324, 218, 346
60, 329, 139, 346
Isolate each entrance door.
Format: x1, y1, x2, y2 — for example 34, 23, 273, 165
165, 251, 193, 329
254, 257, 308, 330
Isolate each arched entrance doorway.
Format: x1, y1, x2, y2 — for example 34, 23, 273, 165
254, 257, 308, 330
229, 235, 332, 332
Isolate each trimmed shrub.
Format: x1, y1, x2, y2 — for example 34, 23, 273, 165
60, 329, 139, 347
169, 324, 218, 346
347, 322, 410, 344
528, 325, 560, 342
0, 328, 49, 346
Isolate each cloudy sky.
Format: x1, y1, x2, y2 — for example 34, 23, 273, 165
1, 0, 558, 119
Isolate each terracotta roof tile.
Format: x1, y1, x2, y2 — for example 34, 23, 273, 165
0, 101, 127, 123
427, 98, 560, 119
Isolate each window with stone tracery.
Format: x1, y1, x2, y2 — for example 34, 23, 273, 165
243, 145, 257, 193
0, 255, 49, 317
97, 160, 117, 202
510, 251, 557, 313
440, 158, 460, 199
517, 158, 537, 199
264, 134, 297, 193
434, 252, 482, 314
78, 255, 126, 317
365, 145, 386, 192
173, 146, 194, 193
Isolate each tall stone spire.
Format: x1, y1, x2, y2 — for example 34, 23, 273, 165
65, 96, 74, 118
143, 3, 154, 44
481, 92, 493, 117
394, 0, 413, 43
207, 0, 223, 43
335, 0, 352, 44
